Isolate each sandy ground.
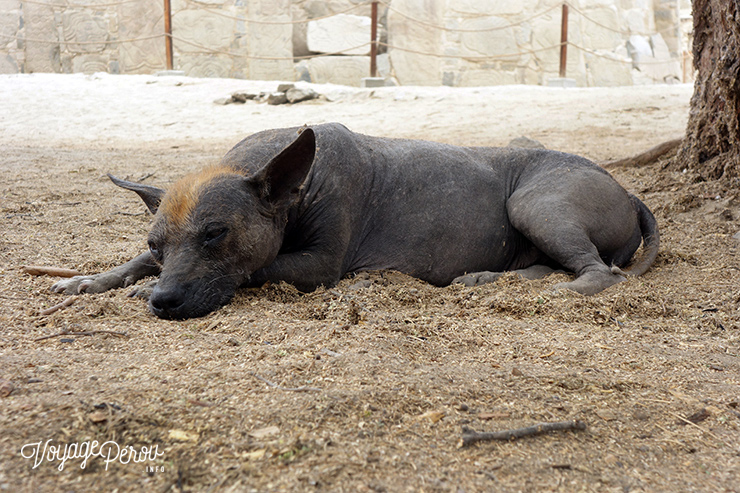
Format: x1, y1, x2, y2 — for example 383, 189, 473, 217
1, 74, 739, 492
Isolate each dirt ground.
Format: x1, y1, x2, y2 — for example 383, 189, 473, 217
1, 75, 738, 492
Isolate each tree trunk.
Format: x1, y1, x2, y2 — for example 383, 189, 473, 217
678, 0, 740, 183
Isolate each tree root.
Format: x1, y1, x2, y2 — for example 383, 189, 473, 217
602, 138, 682, 168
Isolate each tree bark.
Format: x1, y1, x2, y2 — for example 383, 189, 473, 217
678, 0, 740, 182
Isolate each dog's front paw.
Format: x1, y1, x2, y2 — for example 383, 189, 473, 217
50, 273, 126, 295
452, 271, 503, 287
127, 279, 158, 301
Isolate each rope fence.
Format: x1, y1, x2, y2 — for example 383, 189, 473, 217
1, 0, 689, 80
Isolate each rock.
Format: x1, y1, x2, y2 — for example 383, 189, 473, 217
285, 87, 318, 104
231, 92, 257, 103
302, 56, 369, 87
213, 97, 234, 105
307, 14, 371, 55
507, 136, 546, 149
267, 92, 288, 105
0, 379, 13, 398
277, 83, 295, 93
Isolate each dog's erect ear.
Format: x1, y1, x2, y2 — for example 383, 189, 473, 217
107, 174, 165, 215
249, 128, 316, 207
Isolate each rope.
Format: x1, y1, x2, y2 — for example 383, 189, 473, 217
569, 42, 682, 66
565, 1, 681, 38
19, 0, 140, 7
0, 32, 164, 45
178, 0, 373, 25
170, 35, 371, 60
379, 41, 561, 61
7, 0, 686, 74
379, 0, 562, 33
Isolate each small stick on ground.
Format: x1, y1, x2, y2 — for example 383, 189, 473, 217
459, 420, 587, 448
39, 296, 77, 316
249, 372, 321, 392
34, 329, 129, 342
23, 265, 82, 278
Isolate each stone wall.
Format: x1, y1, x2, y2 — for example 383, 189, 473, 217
0, 0, 689, 86
388, 0, 685, 87
0, 0, 166, 74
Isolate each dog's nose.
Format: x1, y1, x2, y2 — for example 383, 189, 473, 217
149, 288, 186, 319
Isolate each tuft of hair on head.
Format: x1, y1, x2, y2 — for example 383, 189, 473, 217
158, 165, 242, 227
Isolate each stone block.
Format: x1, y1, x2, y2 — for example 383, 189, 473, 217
307, 14, 371, 55
23, 3, 60, 73
0, 53, 18, 73
0, 10, 20, 46
246, 0, 294, 81
387, 0, 444, 85
376, 53, 391, 78
580, 7, 623, 50
172, 10, 234, 54
304, 55, 368, 86
117, 1, 166, 74
623, 8, 648, 34
62, 10, 109, 54
71, 54, 108, 73
291, 4, 310, 57
584, 52, 632, 86
450, 0, 523, 15
651, 33, 671, 59
0, 0, 20, 9
531, 13, 584, 79
177, 54, 232, 78
459, 17, 518, 60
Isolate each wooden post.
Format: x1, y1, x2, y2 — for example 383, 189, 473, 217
164, 0, 173, 70
370, 1, 378, 77
559, 3, 569, 78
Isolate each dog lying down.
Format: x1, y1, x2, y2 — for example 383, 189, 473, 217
52, 123, 659, 319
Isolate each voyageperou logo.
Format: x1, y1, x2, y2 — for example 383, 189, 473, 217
21, 439, 165, 471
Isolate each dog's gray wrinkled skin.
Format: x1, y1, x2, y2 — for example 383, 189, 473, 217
52, 123, 659, 319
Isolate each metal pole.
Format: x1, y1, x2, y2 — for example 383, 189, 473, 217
370, 1, 378, 77
559, 3, 569, 78
164, 0, 173, 70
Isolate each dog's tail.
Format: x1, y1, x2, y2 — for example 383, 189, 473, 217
611, 194, 660, 277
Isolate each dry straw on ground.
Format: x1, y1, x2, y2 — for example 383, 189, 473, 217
0, 75, 738, 491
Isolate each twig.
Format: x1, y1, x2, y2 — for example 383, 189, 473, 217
34, 330, 129, 342
669, 411, 720, 441
248, 372, 321, 392
459, 420, 587, 448
23, 265, 82, 278
39, 296, 76, 316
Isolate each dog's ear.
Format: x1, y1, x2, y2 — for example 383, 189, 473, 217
107, 174, 165, 215
249, 128, 316, 207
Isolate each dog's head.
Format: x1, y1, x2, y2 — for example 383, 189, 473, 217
110, 128, 315, 319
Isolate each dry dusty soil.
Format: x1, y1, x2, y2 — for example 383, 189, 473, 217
0, 75, 738, 492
